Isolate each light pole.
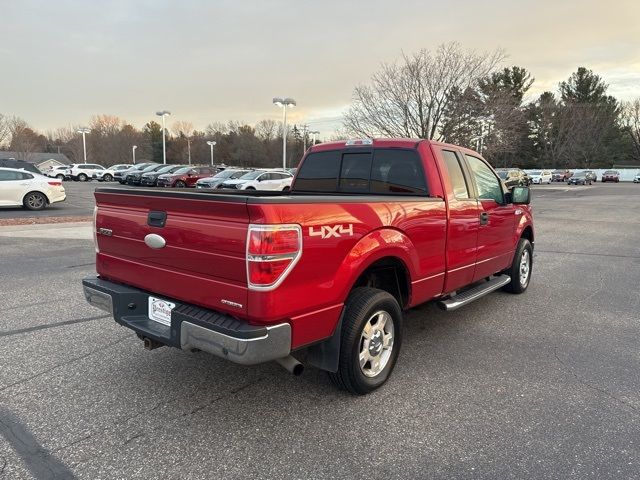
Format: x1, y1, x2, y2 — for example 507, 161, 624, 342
77, 128, 90, 164
187, 138, 192, 165
206, 141, 217, 166
273, 97, 296, 170
301, 124, 309, 152
132, 145, 137, 164
310, 130, 320, 147
155, 110, 171, 164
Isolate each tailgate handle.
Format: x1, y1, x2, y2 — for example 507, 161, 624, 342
148, 211, 167, 228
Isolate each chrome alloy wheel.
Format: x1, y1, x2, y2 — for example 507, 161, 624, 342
359, 310, 394, 378
519, 249, 531, 287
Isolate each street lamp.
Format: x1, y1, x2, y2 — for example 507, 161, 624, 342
77, 128, 90, 164
155, 110, 171, 164
310, 130, 320, 147
273, 97, 296, 169
206, 141, 217, 166
132, 145, 137, 164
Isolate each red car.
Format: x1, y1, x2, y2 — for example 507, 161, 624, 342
601, 170, 620, 183
83, 139, 534, 394
156, 166, 217, 187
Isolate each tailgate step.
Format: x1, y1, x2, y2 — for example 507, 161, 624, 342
437, 275, 511, 311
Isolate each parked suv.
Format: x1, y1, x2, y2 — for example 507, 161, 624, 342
220, 170, 293, 191
601, 170, 620, 183
65, 164, 105, 181
196, 168, 252, 189
496, 169, 530, 188
567, 171, 593, 185
140, 165, 186, 187
46, 165, 69, 180
528, 170, 552, 184
115, 163, 156, 184
156, 166, 217, 187
552, 169, 572, 182
94, 164, 132, 182
126, 164, 168, 185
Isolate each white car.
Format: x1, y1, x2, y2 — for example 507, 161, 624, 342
0, 167, 66, 210
46, 165, 69, 180
65, 163, 106, 182
634, 173, 640, 184
93, 164, 132, 182
219, 170, 293, 191
528, 170, 553, 184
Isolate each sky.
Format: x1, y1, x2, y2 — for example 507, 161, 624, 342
1, 0, 639, 138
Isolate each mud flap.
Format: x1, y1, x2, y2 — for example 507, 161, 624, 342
306, 311, 344, 373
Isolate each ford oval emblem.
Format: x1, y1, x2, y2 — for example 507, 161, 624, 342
144, 233, 166, 249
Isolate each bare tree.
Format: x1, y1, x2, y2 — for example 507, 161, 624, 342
343, 43, 505, 139
172, 120, 194, 137
255, 119, 278, 142
621, 99, 640, 162
0, 113, 10, 147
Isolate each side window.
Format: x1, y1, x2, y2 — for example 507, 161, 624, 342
0, 171, 22, 181
258, 173, 269, 181
295, 151, 341, 192
21, 172, 34, 180
441, 150, 470, 199
465, 155, 504, 204
370, 149, 428, 194
339, 152, 372, 192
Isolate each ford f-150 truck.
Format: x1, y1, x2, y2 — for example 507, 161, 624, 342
83, 138, 534, 395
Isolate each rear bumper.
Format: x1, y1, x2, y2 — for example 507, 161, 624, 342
82, 276, 291, 365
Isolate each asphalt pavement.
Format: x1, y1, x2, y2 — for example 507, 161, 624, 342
0, 183, 639, 479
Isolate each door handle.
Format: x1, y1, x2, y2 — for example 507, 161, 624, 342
479, 212, 489, 225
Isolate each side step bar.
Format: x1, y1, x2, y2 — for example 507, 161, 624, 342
437, 275, 511, 312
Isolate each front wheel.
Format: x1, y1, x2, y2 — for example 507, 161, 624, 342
56, 174, 64, 180
174, 180, 186, 188
23, 191, 47, 211
77, 173, 88, 182
103, 174, 113, 182
328, 288, 402, 395
282, 186, 290, 192
503, 238, 533, 294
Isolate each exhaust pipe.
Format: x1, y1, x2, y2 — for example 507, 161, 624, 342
143, 337, 164, 350
276, 355, 304, 376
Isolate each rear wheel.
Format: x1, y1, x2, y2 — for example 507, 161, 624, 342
245, 186, 256, 190
77, 173, 88, 182
328, 288, 402, 395
103, 173, 113, 182
503, 238, 532, 294
174, 180, 186, 188
282, 186, 290, 192
23, 191, 47, 211
56, 174, 64, 180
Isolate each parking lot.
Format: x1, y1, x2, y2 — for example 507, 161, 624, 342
0, 183, 639, 479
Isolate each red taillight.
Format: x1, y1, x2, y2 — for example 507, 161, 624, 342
48, 181, 62, 186
247, 225, 302, 290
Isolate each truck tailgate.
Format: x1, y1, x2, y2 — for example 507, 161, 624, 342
94, 189, 250, 316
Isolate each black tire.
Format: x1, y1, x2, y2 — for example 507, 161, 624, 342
77, 173, 88, 182
56, 174, 64, 180
23, 191, 48, 211
328, 288, 403, 395
245, 186, 256, 190
503, 238, 533, 294
103, 173, 113, 182
282, 186, 290, 192
175, 180, 186, 188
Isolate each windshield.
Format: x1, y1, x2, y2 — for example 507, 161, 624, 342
155, 165, 178, 174
174, 167, 193, 174
213, 169, 240, 179
238, 171, 264, 180
142, 165, 161, 172
573, 172, 586, 177
497, 171, 508, 179
604, 170, 617, 174
529, 171, 541, 175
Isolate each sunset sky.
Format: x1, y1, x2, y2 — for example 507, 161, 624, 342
2, 0, 639, 138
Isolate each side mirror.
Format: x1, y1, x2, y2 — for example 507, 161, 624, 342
511, 186, 530, 205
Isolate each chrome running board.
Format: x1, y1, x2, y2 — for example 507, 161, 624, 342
437, 275, 511, 311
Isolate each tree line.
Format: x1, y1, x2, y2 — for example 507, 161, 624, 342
2, 42, 640, 170
344, 43, 640, 168
0, 115, 314, 169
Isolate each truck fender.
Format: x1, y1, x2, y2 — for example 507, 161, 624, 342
307, 228, 418, 373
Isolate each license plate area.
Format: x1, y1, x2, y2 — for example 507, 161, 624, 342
148, 296, 175, 326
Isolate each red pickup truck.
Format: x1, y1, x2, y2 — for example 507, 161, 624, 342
83, 138, 534, 394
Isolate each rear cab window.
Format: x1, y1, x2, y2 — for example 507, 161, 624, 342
294, 148, 428, 195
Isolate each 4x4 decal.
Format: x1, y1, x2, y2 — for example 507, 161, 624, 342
309, 224, 354, 239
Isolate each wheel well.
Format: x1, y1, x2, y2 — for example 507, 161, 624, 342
352, 257, 410, 308
521, 226, 534, 245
